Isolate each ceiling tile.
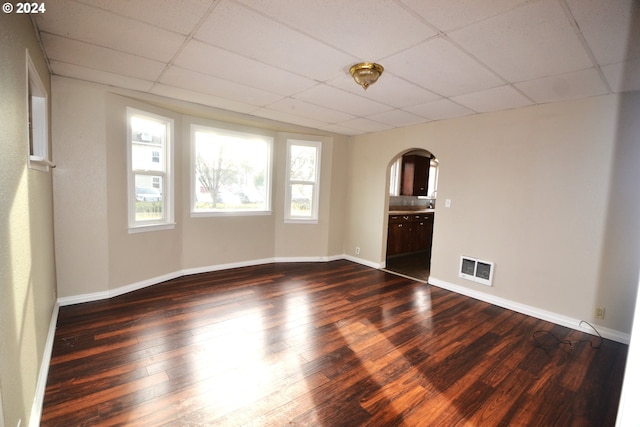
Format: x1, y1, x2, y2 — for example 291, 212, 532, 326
602, 59, 640, 93
266, 98, 356, 123
251, 108, 328, 130
328, 73, 442, 108
32, 0, 637, 136
41, 33, 166, 81
367, 109, 428, 127
384, 37, 504, 97
295, 85, 393, 116
566, 0, 640, 66
449, 0, 593, 82
319, 124, 362, 136
160, 67, 284, 106
515, 68, 609, 103
236, 0, 436, 58
74, 0, 214, 35
151, 84, 258, 114
336, 118, 393, 133
35, 1, 187, 62
400, 0, 529, 32
49, 61, 154, 92
405, 99, 474, 121
175, 40, 318, 96
195, 0, 354, 81
452, 85, 533, 112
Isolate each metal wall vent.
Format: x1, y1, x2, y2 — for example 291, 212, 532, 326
459, 256, 494, 287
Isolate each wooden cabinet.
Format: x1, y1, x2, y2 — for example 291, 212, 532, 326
400, 155, 430, 196
387, 216, 406, 256
414, 216, 433, 252
387, 213, 434, 257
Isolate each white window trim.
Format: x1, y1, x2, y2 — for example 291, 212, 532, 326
26, 50, 52, 172
284, 137, 322, 224
190, 122, 273, 217
127, 107, 175, 232
389, 157, 402, 196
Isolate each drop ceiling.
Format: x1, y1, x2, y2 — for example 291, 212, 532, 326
33, 0, 639, 135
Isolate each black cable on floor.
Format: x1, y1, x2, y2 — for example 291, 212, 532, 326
533, 320, 602, 355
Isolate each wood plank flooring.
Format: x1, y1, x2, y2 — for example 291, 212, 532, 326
41, 260, 628, 426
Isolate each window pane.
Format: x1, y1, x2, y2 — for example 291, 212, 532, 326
193, 127, 271, 213
131, 116, 165, 171
135, 174, 163, 222
289, 145, 316, 181
290, 184, 313, 217
428, 160, 439, 198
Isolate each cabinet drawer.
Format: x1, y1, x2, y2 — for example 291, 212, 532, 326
389, 215, 402, 224
389, 215, 412, 224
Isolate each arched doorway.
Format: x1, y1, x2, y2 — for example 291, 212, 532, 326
384, 149, 438, 281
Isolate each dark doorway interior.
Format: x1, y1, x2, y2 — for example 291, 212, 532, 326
385, 251, 430, 281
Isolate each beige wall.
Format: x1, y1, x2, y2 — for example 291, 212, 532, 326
53, 75, 640, 336
106, 94, 184, 288
0, 14, 57, 427
53, 77, 347, 298
346, 93, 640, 335
52, 79, 110, 297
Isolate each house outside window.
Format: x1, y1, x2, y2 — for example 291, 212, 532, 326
127, 108, 174, 231
285, 138, 322, 223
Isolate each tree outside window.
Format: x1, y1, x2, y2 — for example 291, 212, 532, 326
191, 124, 272, 215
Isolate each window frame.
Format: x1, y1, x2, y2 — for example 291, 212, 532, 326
127, 107, 175, 233
190, 122, 273, 217
428, 158, 439, 199
284, 137, 322, 224
389, 157, 402, 196
26, 49, 51, 172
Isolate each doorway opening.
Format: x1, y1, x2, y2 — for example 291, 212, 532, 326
384, 149, 438, 282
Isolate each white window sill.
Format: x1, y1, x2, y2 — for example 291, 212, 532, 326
29, 155, 56, 171
128, 222, 176, 234
191, 210, 272, 218
284, 218, 319, 224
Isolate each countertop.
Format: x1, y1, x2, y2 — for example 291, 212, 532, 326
388, 208, 435, 215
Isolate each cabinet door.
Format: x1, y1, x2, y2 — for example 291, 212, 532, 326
416, 214, 433, 250
412, 156, 429, 196
406, 215, 420, 252
423, 214, 434, 265
387, 222, 406, 256
400, 155, 430, 196
400, 157, 416, 196
416, 220, 429, 250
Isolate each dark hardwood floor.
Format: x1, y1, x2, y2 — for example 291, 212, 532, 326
41, 260, 627, 426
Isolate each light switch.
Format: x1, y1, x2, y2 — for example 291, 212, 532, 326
445, 199, 452, 208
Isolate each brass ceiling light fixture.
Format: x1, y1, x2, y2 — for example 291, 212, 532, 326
349, 62, 384, 90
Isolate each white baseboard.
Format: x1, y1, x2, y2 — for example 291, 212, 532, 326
181, 257, 277, 276
29, 302, 59, 427
342, 254, 384, 269
57, 270, 185, 306
56, 259, 631, 343
428, 277, 630, 344
58, 255, 348, 306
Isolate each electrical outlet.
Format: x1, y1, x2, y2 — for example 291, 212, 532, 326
355, 247, 360, 255
594, 307, 605, 319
